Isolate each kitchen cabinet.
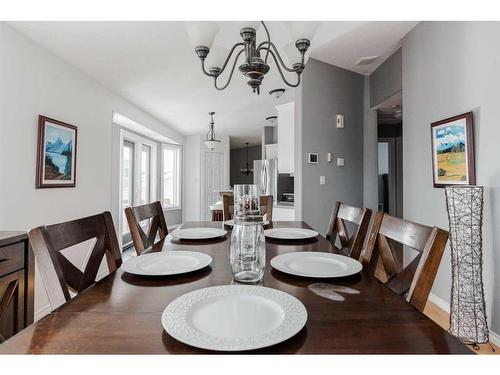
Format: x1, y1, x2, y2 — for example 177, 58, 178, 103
0, 232, 34, 343
276, 102, 295, 174
273, 204, 295, 221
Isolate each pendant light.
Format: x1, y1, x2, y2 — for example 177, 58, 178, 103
239, 143, 253, 176
203, 112, 221, 150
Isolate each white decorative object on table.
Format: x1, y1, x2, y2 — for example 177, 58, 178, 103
264, 227, 318, 240
121, 251, 212, 276
170, 227, 227, 240
271, 252, 362, 278
162, 285, 307, 351
224, 219, 269, 227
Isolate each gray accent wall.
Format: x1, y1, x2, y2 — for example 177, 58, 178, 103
298, 58, 365, 235
402, 22, 500, 335
363, 76, 379, 213
370, 48, 402, 108
230, 145, 261, 185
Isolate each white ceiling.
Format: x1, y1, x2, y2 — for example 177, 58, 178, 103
8, 21, 416, 147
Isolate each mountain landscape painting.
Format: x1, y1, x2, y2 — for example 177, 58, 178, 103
36, 116, 77, 188
431, 112, 475, 187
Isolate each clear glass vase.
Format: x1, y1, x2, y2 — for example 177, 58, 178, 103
229, 219, 266, 283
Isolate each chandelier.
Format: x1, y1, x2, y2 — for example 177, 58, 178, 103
188, 21, 316, 94
203, 112, 221, 150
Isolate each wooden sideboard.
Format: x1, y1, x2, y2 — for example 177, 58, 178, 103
0, 232, 34, 343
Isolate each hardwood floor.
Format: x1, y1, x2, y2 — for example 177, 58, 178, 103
424, 301, 498, 354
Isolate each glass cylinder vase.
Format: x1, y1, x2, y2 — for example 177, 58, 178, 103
229, 218, 266, 283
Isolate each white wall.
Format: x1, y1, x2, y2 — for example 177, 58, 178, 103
402, 22, 499, 335
0, 22, 183, 320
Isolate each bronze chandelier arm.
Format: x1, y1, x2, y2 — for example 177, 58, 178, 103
261, 21, 271, 64
214, 48, 245, 90
257, 40, 302, 73
200, 42, 245, 77
260, 47, 302, 87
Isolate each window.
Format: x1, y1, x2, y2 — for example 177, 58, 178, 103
122, 140, 134, 235
140, 144, 151, 205
162, 144, 181, 209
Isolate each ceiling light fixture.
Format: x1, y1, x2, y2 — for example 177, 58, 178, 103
190, 21, 318, 94
239, 142, 254, 176
269, 88, 285, 98
203, 112, 221, 150
266, 116, 277, 124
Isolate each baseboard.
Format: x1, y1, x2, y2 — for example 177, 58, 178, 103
34, 304, 51, 322
428, 292, 450, 313
428, 293, 500, 347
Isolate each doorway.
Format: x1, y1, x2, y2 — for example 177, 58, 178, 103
120, 130, 157, 247
203, 152, 225, 220
376, 92, 403, 218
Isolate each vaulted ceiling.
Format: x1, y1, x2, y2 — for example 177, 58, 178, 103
8, 21, 416, 147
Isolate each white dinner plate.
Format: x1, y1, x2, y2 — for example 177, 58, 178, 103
271, 251, 362, 278
120, 251, 212, 276
224, 219, 270, 226
162, 285, 307, 351
264, 227, 318, 240
170, 227, 227, 240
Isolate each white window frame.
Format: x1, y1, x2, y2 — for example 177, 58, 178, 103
161, 143, 182, 210
119, 129, 158, 241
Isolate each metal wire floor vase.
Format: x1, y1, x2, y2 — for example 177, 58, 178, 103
445, 185, 489, 347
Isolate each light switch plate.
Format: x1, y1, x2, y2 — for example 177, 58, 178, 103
336, 114, 344, 128
336, 157, 345, 167
327, 152, 332, 162
320, 176, 326, 185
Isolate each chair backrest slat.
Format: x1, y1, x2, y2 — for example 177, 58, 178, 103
363, 211, 449, 312
326, 202, 372, 260
222, 195, 274, 221
125, 201, 168, 255
28, 211, 122, 311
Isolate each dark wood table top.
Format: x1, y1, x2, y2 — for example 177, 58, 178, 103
0, 221, 470, 354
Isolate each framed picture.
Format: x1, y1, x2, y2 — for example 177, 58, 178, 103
431, 112, 475, 188
36, 115, 77, 188
308, 153, 319, 164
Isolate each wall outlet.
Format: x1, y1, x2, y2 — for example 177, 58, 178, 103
320, 176, 326, 185
336, 114, 344, 128
336, 157, 345, 167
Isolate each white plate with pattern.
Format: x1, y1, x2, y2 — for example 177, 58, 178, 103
170, 227, 227, 240
271, 251, 362, 278
162, 285, 307, 351
121, 251, 212, 276
264, 227, 318, 240
224, 219, 270, 226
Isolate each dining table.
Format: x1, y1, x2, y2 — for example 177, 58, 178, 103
0, 221, 471, 354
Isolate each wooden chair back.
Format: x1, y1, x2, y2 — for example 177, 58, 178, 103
362, 211, 449, 312
28, 211, 122, 311
125, 201, 168, 255
223, 195, 274, 221
326, 202, 372, 260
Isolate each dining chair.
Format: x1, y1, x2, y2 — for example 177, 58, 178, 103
28, 211, 122, 311
362, 211, 449, 312
125, 201, 168, 255
325, 202, 372, 260
223, 194, 274, 221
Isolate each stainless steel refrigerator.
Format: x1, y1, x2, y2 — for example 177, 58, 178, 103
253, 158, 278, 201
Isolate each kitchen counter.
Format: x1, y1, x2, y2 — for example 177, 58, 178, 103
275, 201, 294, 208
